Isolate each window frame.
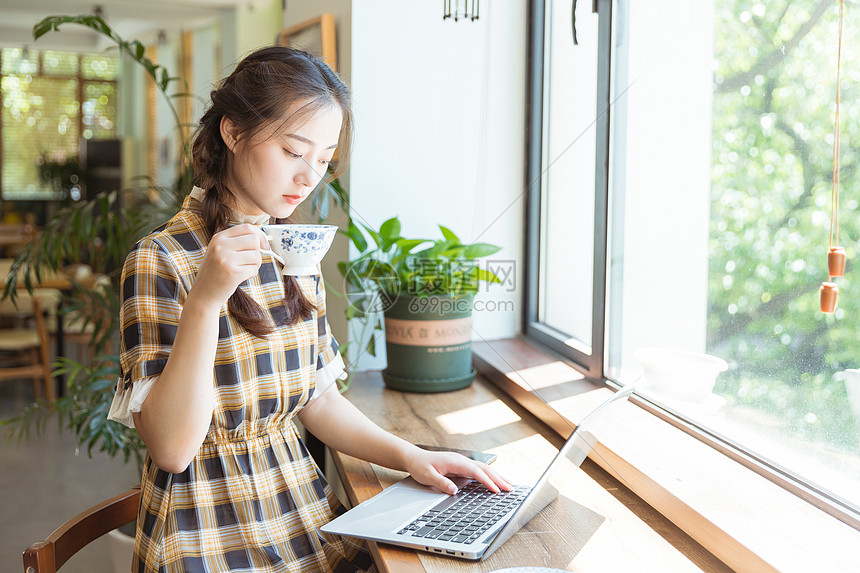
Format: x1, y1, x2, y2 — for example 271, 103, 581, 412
0, 48, 118, 200
522, 0, 860, 531
524, 0, 612, 381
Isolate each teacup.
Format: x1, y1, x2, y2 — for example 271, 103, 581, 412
260, 224, 338, 276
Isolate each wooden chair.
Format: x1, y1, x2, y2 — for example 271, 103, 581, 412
22, 487, 140, 573
0, 289, 61, 401
47, 272, 114, 364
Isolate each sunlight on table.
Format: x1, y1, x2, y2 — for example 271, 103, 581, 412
505, 361, 586, 391
435, 399, 522, 435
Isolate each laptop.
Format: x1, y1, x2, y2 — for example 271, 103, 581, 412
321, 384, 635, 560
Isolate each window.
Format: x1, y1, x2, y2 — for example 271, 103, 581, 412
1, 48, 118, 200
528, 0, 860, 525
526, 0, 607, 379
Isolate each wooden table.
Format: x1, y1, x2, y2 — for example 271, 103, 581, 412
330, 371, 725, 573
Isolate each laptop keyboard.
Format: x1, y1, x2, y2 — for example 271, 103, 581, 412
397, 481, 531, 545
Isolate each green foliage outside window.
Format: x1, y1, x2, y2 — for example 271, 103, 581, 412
708, 1, 857, 450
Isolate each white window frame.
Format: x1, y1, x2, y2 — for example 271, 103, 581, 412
523, 0, 860, 530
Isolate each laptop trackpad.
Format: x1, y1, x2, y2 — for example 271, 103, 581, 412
323, 476, 461, 538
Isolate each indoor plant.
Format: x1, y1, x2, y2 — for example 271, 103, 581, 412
340, 216, 502, 392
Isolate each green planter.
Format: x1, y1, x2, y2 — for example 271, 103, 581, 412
381, 293, 476, 393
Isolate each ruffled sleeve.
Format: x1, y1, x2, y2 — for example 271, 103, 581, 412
107, 238, 187, 428
107, 375, 157, 428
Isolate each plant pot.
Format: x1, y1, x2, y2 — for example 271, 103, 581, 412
106, 526, 135, 573
382, 293, 476, 393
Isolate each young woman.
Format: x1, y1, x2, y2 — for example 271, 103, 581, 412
108, 46, 510, 572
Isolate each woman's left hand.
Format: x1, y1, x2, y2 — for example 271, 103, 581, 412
404, 447, 513, 495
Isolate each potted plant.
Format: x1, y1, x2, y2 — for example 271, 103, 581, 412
340, 216, 502, 392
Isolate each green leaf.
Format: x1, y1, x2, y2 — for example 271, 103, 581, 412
439, 225, 460, 243
474, 267, 502, 284
379, 217, 401, 243
337, 260, 349, 278
366, 332, 376, 357
132, 40, 145, 59
419, 240, 456, 259
344, 219, 368, 253
158, 68, 170, 91
360, 223, 383, 249
440, 246, 467, 259
463, 243, 502, 260
394, 238, 428, 254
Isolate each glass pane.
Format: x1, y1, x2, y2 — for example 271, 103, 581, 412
607, 1, 860, 511
1, 75, 80, 199
2, 48, 39, 75
82, 81, 117, 139
539, 0, 599, 350
42, 50, 79, 76
81, 53, 119, 80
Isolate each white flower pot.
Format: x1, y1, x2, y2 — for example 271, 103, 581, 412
635, 347, 728, 403
842, 369, 860, 426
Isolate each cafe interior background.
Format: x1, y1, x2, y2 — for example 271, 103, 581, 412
1, 0, 860, 571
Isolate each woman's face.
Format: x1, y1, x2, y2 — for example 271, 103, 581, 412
223, 103, 343, 219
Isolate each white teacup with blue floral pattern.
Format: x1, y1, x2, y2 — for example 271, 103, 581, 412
260, 224, 338, 276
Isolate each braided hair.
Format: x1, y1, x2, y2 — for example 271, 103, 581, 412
190, 47, 352, 336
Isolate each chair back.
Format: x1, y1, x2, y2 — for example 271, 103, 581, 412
22, 487, 140, 573
0, 290, 35, 315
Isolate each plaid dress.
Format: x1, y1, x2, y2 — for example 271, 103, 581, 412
117, 193, 375, 573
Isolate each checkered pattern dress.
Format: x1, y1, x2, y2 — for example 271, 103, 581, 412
118, 194, 375, 572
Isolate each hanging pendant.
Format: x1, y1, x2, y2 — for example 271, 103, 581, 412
828, 246, 847, 278
820, 281, 839, 313
822, 0, 846, 313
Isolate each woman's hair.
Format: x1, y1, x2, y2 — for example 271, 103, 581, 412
191, 46, 352, 337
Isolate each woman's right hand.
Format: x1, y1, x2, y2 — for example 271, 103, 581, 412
192, 224, 269, 309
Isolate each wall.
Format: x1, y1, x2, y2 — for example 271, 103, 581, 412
282, 0, 353, 350
145, 3, 282, 192
613, 1, 714, 365
154, 37, 179, 189
192, 24, 220, 125
118, 52, 147, 200
283, 0, 352, 84
235, 0, 283, 64
349, 0, 527, 369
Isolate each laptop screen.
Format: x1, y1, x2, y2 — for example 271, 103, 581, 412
482, 384, 635, 558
